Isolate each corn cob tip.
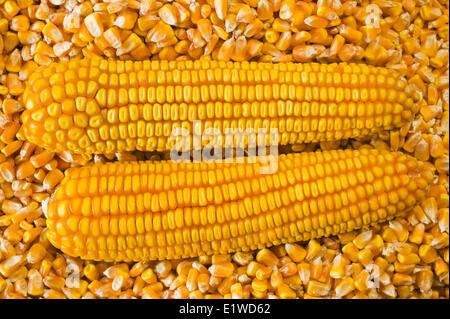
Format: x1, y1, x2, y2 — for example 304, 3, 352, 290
45, 149, 432, 262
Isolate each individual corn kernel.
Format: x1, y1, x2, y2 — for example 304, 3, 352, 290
417, 270, 433, 292
330, 254, 350, 279
285, 243, 306, 263
256, 249, 279, 267
342, 242, 359, 263
409, 223, 425, 245
306, 240, 322, 261
419, 245, 438, 264
83, 264, 99, 281
353, 230, 373, 249
335, 277, 355, 298
42, 22, 64, 43
307, 280, 330, 297
141, 268, 157, 284
27, 269, 44, 296
277, 283, 297, 299
397, 253, 420, 265
392, 273, 413, 286
27, 243, 46, 264
4, 0, 21, 17
209, 262, 234, 278
255, 266, 272, 280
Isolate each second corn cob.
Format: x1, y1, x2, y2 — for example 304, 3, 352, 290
45, 149, 433, 262
21, 59, 419, 154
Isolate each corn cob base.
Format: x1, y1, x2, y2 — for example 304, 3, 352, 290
45, 149, 432, 262
21, 59, 418, 154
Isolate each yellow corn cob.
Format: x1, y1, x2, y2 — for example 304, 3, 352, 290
45, 149, 432, 262
21, 59, 418, 154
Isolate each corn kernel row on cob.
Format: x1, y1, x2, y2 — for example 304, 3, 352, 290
21, 59, 418, 154
45, 149, 433, 262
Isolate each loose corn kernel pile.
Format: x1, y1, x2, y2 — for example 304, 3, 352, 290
0, 0, 448, 299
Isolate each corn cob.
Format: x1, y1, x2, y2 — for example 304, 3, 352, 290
45, 149, 432, 262
21, 59, 418, 154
